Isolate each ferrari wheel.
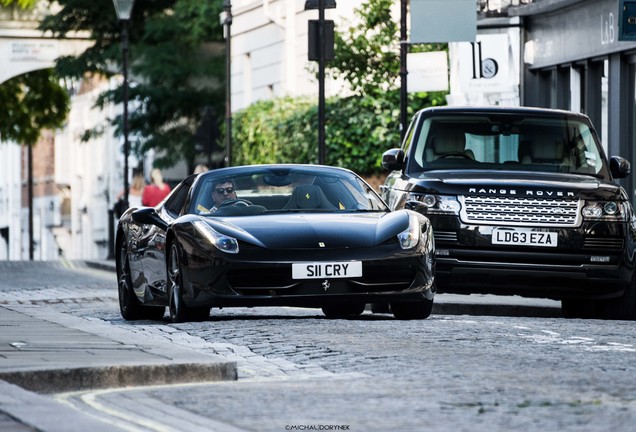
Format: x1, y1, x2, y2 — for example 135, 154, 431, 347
391, 299, 433, 320
167, 243, 209, 323
117, 236, 165, 321
321, 303, 366, 319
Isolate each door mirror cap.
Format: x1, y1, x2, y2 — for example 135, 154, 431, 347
132, 207, 169, 230
610, 156, 631, 178
382, 148, 406, 171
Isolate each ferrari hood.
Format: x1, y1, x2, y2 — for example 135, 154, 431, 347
208, 211, 409, 249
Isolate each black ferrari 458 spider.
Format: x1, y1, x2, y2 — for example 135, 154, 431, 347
116, 164, 435, 322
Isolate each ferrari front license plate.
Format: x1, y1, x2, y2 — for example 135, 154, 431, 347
492, 228, 558, 247
292, 261, 363, 279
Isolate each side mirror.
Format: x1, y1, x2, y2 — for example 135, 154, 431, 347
610, 156, 631, 179
382, 148, 406, 171
132, 207, 169, 230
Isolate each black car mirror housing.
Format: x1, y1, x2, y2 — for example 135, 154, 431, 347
132, 207, 168, 230
382, 148, 406, 171
610, 156, 631, 178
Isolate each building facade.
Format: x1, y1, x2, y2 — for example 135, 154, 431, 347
229, 0, 359, 110
1, 2, 125, 261
514, 0, 636, 205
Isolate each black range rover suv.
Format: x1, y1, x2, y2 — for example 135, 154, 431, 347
381, 106, 636, 320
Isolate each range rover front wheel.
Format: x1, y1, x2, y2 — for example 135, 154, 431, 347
562, 276, 636, 321
598, 275, 636, 321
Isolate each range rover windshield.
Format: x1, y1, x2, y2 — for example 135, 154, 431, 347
406, 114, 609, 178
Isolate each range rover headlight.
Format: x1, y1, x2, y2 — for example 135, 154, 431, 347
410, 194, 460, 215
582, 201, 627, 221
193, 221, 239, 254
397, 214, 420, 249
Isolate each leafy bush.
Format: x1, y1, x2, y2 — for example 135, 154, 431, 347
232, 91, 446, 176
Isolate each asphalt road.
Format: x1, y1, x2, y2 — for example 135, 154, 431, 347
1, 261, 635, 432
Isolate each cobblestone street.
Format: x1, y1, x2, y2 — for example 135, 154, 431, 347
1, 262, 636, 431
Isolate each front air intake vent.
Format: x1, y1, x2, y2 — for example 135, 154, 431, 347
434, 231, 458, 243
584, 237, 624, 250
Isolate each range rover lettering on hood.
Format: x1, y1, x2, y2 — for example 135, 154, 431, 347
468, 188, 575, 197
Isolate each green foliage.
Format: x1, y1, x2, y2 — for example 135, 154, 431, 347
232, 0, 449, 175
0, 70, 70, 145
233, 98, 318, 166
329, 0, 398, 96
38, 0, 226, 170
0, 1, 69, 145
232, 91, 446, 175
0, 0, 38, 8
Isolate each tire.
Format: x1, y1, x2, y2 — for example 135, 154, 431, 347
562, 276, 636, 321
597, 275, 636, 320
561, 299, 597, 319
322, 303, 366, 319
116, 236, 165, 321
167, 243, 210, 323
391, 299, 433, 320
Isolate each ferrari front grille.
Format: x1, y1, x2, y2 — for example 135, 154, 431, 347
227, 262, 416, 295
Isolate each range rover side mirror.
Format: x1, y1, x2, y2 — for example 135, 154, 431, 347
610, 156, 631, 179
382, 148, 406, 171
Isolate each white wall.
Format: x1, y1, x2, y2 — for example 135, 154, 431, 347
54, 77, 124, 260
0, 140, 22, 260
230, 0, 358, 111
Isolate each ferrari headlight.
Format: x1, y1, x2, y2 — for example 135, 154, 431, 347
409, 194, 460, 215
193, 221, 239, 254
582, 201, 627, 221
397, 214, 420, 249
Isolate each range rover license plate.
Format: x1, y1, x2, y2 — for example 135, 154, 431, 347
292, 261, 363, 279
492, 228, 558, 247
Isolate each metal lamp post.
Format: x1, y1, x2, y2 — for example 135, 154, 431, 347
400, 0, 407, 142
112, 0, 135, 208
222, 0, 232, 167
305, 0, 336, 165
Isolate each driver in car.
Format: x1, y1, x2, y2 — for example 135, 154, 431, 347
211, 179, 238, 211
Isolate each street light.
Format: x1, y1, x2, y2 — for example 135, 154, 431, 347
112, 0, 135, 209
222, 0, 232, 167
305, 0, 336, 165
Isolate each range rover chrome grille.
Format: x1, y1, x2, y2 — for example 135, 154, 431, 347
459, 196, 582, 227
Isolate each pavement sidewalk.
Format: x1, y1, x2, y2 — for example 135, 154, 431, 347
0, 299, 237, 431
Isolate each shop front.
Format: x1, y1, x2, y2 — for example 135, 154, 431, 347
513, 0, 636, 205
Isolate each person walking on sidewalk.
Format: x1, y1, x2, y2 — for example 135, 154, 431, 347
142, 168, 171, 206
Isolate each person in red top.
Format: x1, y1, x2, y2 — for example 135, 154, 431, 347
142, 168, 171, 206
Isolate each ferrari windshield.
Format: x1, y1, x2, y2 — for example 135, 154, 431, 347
190, 166, 388, 216
406, 114, 609, 178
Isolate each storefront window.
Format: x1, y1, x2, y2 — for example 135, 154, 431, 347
601, 59, 609, 155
